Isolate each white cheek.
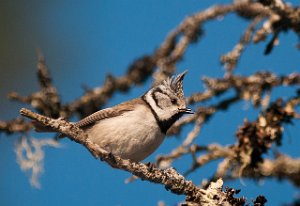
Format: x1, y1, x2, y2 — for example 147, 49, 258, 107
155, 106, 177, 121
145, 91, 178, 121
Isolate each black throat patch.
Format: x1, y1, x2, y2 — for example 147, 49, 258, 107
141, 96, 183, 134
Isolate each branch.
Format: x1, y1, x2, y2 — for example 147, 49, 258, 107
0, 118, 32, 134
221, 17, 263, 75
66, 55, 155, 116
236, 154, 300, 187
9, 50, 62, 118
19, 108, 263, 205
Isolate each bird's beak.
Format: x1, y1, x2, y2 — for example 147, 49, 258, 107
179, 108, 194, 114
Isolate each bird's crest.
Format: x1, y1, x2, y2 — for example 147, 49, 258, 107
162, 70, 187, 99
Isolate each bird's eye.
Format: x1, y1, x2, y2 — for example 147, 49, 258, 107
171, 98, 177, 105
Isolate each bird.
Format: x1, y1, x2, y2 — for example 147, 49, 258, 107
35, 71, 193, 162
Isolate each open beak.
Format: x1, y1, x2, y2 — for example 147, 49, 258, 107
178, 108, 194, 114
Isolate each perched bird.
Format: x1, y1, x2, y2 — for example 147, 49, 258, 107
36, 71, 193, 161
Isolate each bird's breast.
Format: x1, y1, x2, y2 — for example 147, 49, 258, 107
85, 105, 165, 161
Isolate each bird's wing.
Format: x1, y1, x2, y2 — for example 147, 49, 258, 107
74, 98, 143, 128
74, 107, 130, 128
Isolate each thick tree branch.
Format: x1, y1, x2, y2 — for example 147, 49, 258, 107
20, 108, 262, 205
